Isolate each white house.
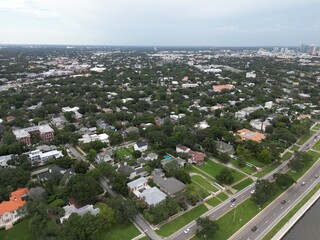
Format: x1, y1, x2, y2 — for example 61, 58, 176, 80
28, 149, 63, 166
78, 133, 109, 144
60, 204, 100, 223
134, 140, 148, 152
0, 154, 14, 168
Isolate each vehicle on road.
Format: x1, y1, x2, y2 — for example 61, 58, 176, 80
250, 190, 255, 194
230, 203, 235, 208
301, 181, 306, 186
315, 175, 319, 178
251, 226, 258, 232
184, 228, 191, 234
281, 200, 286, 204
230, 198, 236, 203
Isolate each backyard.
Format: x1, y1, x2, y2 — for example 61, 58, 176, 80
0, 219, 34, 240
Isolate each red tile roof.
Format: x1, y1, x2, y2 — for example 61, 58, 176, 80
237, 129, 266, 142
0, 188, 29, 215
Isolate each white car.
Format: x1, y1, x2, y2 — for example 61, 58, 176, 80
230, 203, 235, 208
250, 190, 255, 194
184, 228, 191, 234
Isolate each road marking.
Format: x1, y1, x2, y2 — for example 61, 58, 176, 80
266, 220, 269, 223
273, 213, 276, 216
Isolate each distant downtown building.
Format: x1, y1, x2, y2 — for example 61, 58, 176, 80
13, 124, 54, 145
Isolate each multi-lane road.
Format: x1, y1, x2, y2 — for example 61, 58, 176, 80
167, 129, 320, 240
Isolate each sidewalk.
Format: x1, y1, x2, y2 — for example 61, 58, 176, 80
271, 189, 320, 240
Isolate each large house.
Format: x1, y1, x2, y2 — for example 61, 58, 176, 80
212, 84, 235, 92
127, 177, 166, 206
60, 204, 100, 223
37, 165, 75, 182
78, 133, 109, 144
134, 140, 148, 152
153, 175, 185, 196
0, 154, 14, 168
0, 188, 29, 229
237, 129, 266, 142
13, 124, 54, 145
28, 149, 63, 166
176, 144, 207, 165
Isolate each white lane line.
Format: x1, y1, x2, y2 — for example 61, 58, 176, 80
273, 213, 276, 216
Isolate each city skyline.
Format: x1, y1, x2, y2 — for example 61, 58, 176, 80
0, 0, 320, 46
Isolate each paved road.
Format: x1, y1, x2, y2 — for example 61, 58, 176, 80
168, 129, 320, 240
65, 144, 86, 161
231, 160, 320, 240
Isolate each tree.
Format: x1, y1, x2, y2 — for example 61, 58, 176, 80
196, 217, 219, 240
86, 149, 97, 162
97, 205, 116, 229
288, 153, 305, 172
258, 148, 272, 164
132, 150, 142, 158
274, 173, 296, 189
217, 153, 231, 164
202, 137, 217, 155
29, 187, 46, 200
216, 168, 234, 184
67, 174, 101, 205
173, 169, 191, 184
252, 179, 277, 205
106, 197, 137, 224
74, 161, 90, 174
183, 184, 207, 205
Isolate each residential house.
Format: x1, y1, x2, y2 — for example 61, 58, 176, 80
153, 175, 185, 196
28, 149, 63, 166
37, 165, 75, 182
61, 106, 83, 120
78, 133, 109, 144
250, 119, 271, 132
146, 153, 158, 161
237, 129, 266, 142
127, 177, 166, 206
0, 154, 14, 168
212, 84, 235, 92
95, 150, 113, 164
176, 144, 206, 165
216, 141, 235, 156
60, 204, 100, 223
0, 188, 29, 229
161, 157, 185, 168
134, 140, 148, 152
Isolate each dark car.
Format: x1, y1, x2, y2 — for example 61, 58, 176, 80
251, 226, 258, 232
281, 200, 286, 204
230, 198, 236, 203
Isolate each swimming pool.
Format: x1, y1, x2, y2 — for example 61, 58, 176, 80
164, 155, 172, 159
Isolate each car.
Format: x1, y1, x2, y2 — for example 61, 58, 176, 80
251, 226, 258, 232
315, 175, 319, 179
184, 228, 191, 234
230, 198, 236, 203
281, 200, 286, 204
230, 203, 235, 208
250, 190, 255, 194
301, 181, 306, 186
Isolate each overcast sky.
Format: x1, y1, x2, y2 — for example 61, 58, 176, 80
0, 0, 319, 46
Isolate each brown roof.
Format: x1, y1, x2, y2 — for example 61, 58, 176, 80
237, 129, 266, 142
213, 84, 235, 92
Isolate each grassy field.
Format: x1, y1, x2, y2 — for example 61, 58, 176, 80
198, 161, 246, 184
186, 166, 216, 182
96, 223, 140, 240
244, 157, 265, 168
156, 204, 208, 237
95, 202, 140, 240
0, 219, 34, 240
206, 197, 221, 207
232, 178, 254, 191
230, 159, 255, 175
254, 161, 281, 178
312, 139, 320, 151
191, 175, 219, 192
291, 145, 300, 151
281, 151, 293, 161
216, 192, 229, 201
263, 183, 320, 240
297, 132, 314, 145
311, 123, 320, 131
114, 147, 134, 158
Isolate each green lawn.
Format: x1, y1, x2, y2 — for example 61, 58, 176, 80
95, 202, 140, 240
244, 157, 265, 168
312, 139, 320, 151
198, 161, 246, 184
291, 145, 300, 151
232, 178, 254, 191
216, 192, 229, 201
230, 159, 255, 175
0, 219, 34, 240
191, 175, 219, 192
96, 223, 140, 240
185, 166, 216, 182
311, 123, 320, 131
115, 147, 134, 158
254, 161, 281, 178
281, 151, 293, 161
263, 183, 320, 240
156, 204, 208, 237
206, 197, 221, 207
297, 132, 314, 145
307, 150, 320, 160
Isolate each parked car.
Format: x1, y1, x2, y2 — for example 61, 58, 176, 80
315, 175, 319, 178
250, 190, 255, 194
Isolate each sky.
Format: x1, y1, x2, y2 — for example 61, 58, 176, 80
0, 0, 320, 46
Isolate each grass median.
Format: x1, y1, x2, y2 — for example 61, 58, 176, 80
156, 204, 208, 237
